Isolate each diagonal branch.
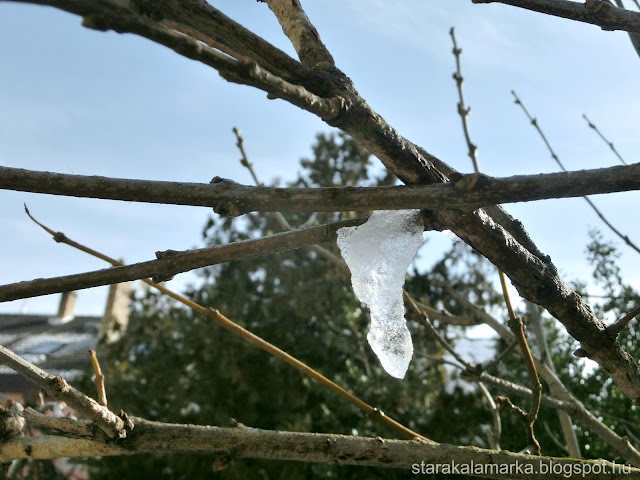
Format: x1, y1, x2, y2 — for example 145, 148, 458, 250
512, 90, 640, 256
3, 164, 640, 213
6, 0, 341, 119
133, 0, 333, 95
0, 216, 367, 302
23, 210, 429, 442
0, 344, 127, 439
472, 0, 640, 34
263, 0, 336, 69
583, 114, 629, 165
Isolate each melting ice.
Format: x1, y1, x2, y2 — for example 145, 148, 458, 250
337, 210, 424, 379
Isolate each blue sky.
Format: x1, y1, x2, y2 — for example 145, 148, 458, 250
1, 1, 639, 316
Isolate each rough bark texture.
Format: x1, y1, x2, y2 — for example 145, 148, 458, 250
3, 164, 640, 214
1, 420, 638, 480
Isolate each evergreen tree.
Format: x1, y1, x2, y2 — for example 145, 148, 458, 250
86, 133, 448, 479
80, 134, 640, 478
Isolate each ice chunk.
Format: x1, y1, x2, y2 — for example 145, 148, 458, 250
337, 210, 424, 378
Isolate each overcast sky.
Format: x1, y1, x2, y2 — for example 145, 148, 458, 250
1, 1, 639, 316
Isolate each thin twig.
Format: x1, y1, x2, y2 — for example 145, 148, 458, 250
231, 127, 347, 271
495, 396, 539, 455
480, 341, 518, 373
512, 90, 640, 256
478, 382, 502, 450
528, 305, 581, 458
448, 34, 526, 385
583, 114, 628, 165
450, 27, 479, 173
543, 421, 570, 455
88, 349, 108, 407
405, 293, 474, 370
606, 304, 640, 338
233, 127, 262, 186
413, 298, 480, 326
499, 271, 518, 323
499, 272, 542, 455
25, 210, 430, 442
447, 288, 640, 464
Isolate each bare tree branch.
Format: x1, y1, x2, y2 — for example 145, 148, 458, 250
450, 27, 480, 173
263, 0, 335, 69
0, 216, 368, 302
3, 164, 640, 214
472, 0, 640, 33
500, 273, 542, 455
529, 305, 582, 458
0, 345, 127, 439
1, 421, 635, 478
583, 113, 629, 165
512, 90, 640, 256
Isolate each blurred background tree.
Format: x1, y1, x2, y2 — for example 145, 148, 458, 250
84, 133, 450, 479
4, 133, 638, 479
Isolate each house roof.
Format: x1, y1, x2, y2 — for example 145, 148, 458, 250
0, 313, 102, 392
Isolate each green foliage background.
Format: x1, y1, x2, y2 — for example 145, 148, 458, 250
9, 133, 638, 480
